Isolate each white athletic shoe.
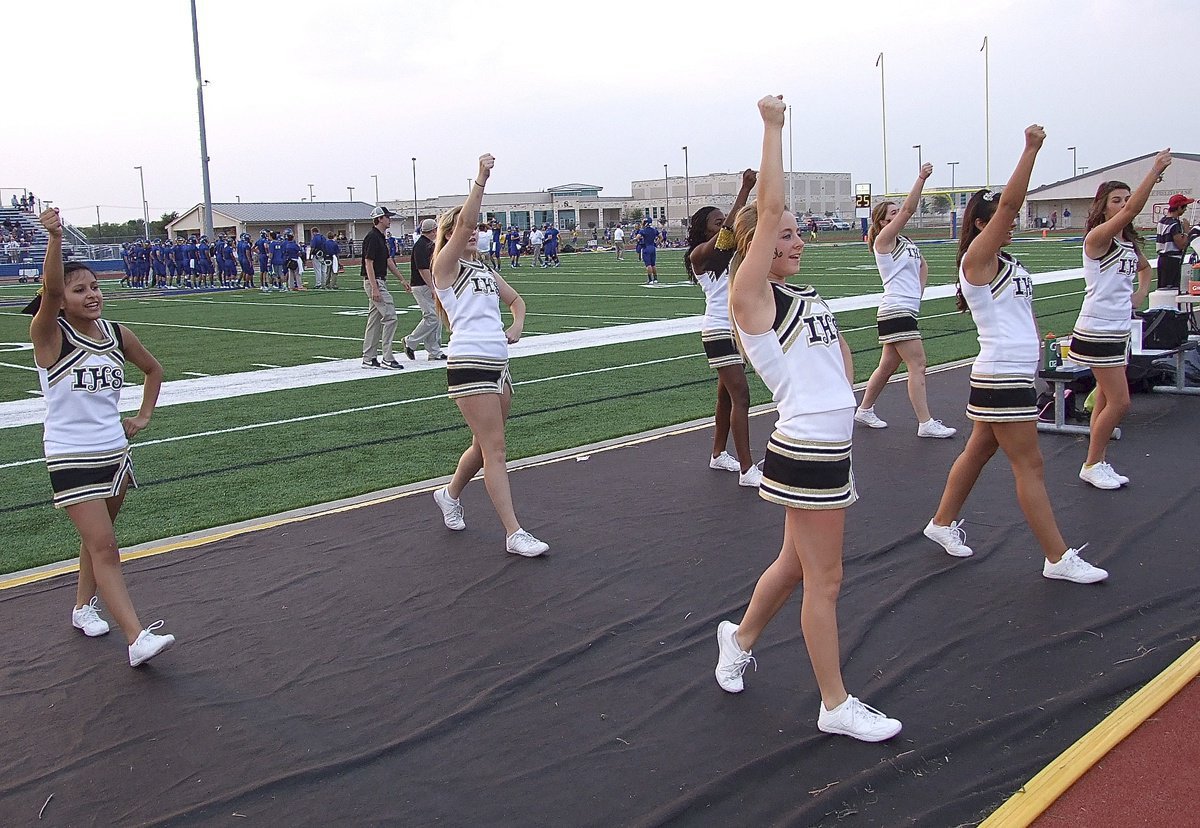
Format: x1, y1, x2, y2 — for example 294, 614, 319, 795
709, 451, 741, 472
71, 597, 110, 637
738, 463, 764, 488
923, 519, 974, 557
433, 487, 465, 531
714, 621, 755, 693
1099, 462, 1129, 485
854, 407, 888, 429
817, 695, 902, 742
1079, 462, 1122, 490
505, 529, 548, 557
128, 621, 175, 667
1043, 545, 1108, 584
917, 419, 957, 438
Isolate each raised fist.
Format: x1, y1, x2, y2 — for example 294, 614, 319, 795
478, 154, 495, 178
1152, 148, 1173, 175
758, 95, 786, 128
918, 162, 933, 181
1024, 124, 1046, 150
39, 208, 63, 238
741, 169, 758, 189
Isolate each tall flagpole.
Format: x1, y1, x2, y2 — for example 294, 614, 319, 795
981, 36, 990, 188
876, 52, 889, 196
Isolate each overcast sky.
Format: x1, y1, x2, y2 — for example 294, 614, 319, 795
11, 0, 1186, 226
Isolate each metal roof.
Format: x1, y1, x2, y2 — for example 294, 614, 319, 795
1028, 152, 1200, 196
181, 202, 379, 223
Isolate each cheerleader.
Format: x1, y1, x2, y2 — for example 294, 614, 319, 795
713, 96, 901, 742
430, 155, 549, 558
855, 164, 956, 438
923, 126, 1107, 584
1070, 151, 1171, 489
685, 168, 762, 486
26, 209, 175, 666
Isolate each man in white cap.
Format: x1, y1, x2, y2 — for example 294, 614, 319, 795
403, 218, 445, 361
362, 206, 410, 369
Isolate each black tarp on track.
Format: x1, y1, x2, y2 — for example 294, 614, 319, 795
1, 365, 1197, 827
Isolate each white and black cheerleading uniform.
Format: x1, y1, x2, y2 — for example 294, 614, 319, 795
1068, 238, 1139, 367
37, 318, 136, 508
698, 268, 744, 369
734, 282, 857, 509
873, 234, 923, 344
435, 259, 512, 399
960, 251, 1039, 422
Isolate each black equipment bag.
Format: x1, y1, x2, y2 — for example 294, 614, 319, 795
1138, 309, 1188, 350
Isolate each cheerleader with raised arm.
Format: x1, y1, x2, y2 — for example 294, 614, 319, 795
1070, 151, 1171, 489
854, 163, 956, 438
922, 126, 1108, 584
26, 209, 176, 666
430, 155, 549, 558
712, 96, 901, 742
686, 168, 762, 487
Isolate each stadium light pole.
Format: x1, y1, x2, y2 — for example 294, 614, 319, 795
981, 36, 991, 188
411, 157, 418, 239
876, 52, 889, 196
347, 186, 354, 202
1078, 166, 1088, 175
308, 184, 314, 201
190, 0, 214, 239
912, 146, 922, 228
1067, 146, 1077, 178
371, 174, 379, 205
948, 161, 960, 238
134, 166, 150, 239
663, 164, 669, 234
682, 146, 690, 226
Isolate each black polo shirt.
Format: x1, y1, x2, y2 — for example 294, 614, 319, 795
362, 226, 389, 281
410, 235, 434, 287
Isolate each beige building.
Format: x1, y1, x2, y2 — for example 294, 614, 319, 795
1026, 152, 1200, 231
167, 202, 379, 241
632, 171, 854, 226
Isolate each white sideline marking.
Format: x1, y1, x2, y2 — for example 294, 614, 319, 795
0, 361, 37, 372
25, 390, 42, 396
313, 355, 341, 361
0, 266, 1088, 432
251, 363, 282, 369
181, 371, 211, 377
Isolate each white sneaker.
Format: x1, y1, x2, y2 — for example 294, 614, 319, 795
1043, 545, 1108, 584
917, 418, 957, 438
714, 620, 755, 693
71, 597, 110, 637
1099, 462, 1129, 485
738, 463, 764, 488
923, 519, 973, 557
709, 451, 741, 472
505, 529, 548, 557
817, 695, 902, 742
433, 486, 465, 531
854, 407, 888, 428
1079, 462, 1121, 490
128, 621, 175, 667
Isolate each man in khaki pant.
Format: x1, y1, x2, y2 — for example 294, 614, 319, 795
362, 206, 410, 369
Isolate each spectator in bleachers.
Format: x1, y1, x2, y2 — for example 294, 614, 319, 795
27, 192, 37, 212
9, 195, 17, 209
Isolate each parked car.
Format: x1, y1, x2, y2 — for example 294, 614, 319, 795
830, 219, 852, 231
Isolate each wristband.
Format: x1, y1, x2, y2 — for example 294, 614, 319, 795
474, 180, 485, 188
714, 227, 736, 251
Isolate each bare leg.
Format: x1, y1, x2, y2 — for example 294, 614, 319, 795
734, 534, 804, 652
992, 421, 1069, 562
1085, 366, 1129, 465
446, 438, 483, 500
932, 420, 999, 525
65, 497, 143, 644
717, 364, 754, 471
894, 339, 932, 422
859, 343, 901, 411
711, 377, 732, 459
453, 388, 521, 535
75, 490, 124, 609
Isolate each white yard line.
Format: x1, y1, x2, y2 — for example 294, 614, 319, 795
0, 266, 1087, 431
0, 361, 37, 372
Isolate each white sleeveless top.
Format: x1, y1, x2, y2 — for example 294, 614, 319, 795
733, 282, 855, 437
37, 318, 129, 456
698, 268, 731, 331
1076, 238, 1139, 334
435, 259, 509, 360
874, 233, 923, 312
960, 251, 1038, 376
